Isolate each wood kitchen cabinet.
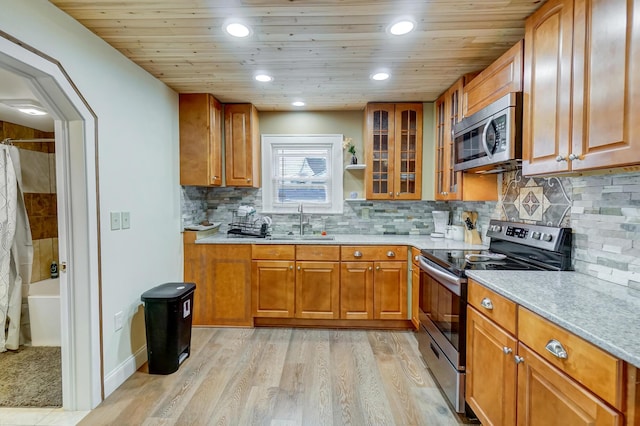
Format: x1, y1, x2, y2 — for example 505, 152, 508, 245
340, 246, 408, 320
179, 93, 222, 186
410, 247, 420, 330
435, 78, 497, 201
462, 40, 523, 117
523, 0, 640, 175
364, 103, 422, 200
225, 103, 260, 187
252, 245, 295, 318
295, 245, 340, 319
183, 235, 252, 326
466, 279, 628, 425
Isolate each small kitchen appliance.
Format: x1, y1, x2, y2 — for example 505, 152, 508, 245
432, 211, 449, 238
415, 219, 572, 415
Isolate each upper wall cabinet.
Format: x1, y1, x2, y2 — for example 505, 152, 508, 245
523, 0, 640, 175
179, 93, 222, 186
435, 78, 498, 201
463, 40, 524, 117
225, 103, 261, 187
364, 103, 423, 200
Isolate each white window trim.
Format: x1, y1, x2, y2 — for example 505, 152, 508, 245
261, 134, 344, 214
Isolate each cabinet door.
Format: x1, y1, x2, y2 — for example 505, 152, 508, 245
570, 0, 640, 170
434, 94, 448, 199
411, 262, 420, 330
252, 260, 295, 317
373, 261, 407, 320
516, 343, 622, 426
466, 306, 517, 426
340, 261, 373, 319
225, 103, 260, 187
393, 103, 422, 200
435, 80, 463, 201
184, 242, 251, 326
179, 93, 222, 186
295, 261, 340, 319
365, 103, 396, 200
522, 0, 574, 175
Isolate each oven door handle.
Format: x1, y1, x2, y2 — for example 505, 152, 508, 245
418, 256, 465, 296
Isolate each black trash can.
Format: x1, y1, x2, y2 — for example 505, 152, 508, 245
141, 282, 196, 374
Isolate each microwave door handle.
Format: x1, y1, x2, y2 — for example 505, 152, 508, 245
481, 116, 495, 158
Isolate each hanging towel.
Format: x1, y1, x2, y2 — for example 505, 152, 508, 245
0, 145, 33, 351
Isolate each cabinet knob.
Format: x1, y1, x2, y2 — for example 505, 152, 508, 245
289, 265, 293, 270
368, 266, 372, 271
212, 176, 219, 180
545, 339, 568, 359
503, 347, 513, 355
414, 255, 419, 261
389, 192, 393, 197
555, 155, 567, 162
396, 192, 400, 196
297, 266, 301, 271
247, 178, 251, 182
568, 153, 580, 161
480, 298, 494, 310
353, 251, 363, 258
376, 266, 381, 271
514, 355, 525, 364
387, 251, 395, 258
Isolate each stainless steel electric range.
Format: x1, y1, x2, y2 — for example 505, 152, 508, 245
415, 219, 572, 415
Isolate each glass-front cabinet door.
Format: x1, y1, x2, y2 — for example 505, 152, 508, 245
434, 78, 464, 201
365, 103, 422, 200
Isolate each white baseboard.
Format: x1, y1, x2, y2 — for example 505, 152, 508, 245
103, 345, 147, 397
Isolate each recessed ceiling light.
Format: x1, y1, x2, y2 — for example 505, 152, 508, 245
292, 101, 305, 107
371, 72, 390, 81
389, 19, 415, 36
224, 22, 251, 38
255, 74, 273, 82
0, 99, 48, 116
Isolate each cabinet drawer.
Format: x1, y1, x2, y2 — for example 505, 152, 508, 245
296, 245, 340, 261
468, 280, 517, 336
518, 307, 624, 410
341, 246, 407, 261
252, 244, 295, 260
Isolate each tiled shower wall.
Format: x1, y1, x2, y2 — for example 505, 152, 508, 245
183, 169, 640, 289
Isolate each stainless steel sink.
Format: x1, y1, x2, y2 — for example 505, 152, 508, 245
268, 234, 335, 241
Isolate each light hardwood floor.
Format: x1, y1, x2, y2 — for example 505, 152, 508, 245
80, 328, 477, 425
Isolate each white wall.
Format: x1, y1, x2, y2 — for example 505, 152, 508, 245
0, 1, 182, 390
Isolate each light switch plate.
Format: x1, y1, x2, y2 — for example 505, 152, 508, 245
114, 311, 124, 331
110, 212, 121, 230
121, 211, 130, 229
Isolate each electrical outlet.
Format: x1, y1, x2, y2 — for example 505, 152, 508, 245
110, 212, 121, 230
121, 211, 130, 229
114, 311, 124, 331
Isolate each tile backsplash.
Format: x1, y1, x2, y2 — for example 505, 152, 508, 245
182, 169, 640, 289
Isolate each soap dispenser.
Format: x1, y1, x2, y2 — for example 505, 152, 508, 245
50, 260, 59, 279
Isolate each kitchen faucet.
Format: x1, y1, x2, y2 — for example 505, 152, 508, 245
298, 203, 310, 235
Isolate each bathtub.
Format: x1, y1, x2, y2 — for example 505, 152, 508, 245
28, 278, 61, 346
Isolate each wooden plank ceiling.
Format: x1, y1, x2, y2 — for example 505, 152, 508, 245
50, 0, 545, 111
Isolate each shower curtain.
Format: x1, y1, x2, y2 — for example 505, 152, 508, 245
0, 145, 32, 352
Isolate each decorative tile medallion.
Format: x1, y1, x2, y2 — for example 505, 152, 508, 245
502, 169, 571, 226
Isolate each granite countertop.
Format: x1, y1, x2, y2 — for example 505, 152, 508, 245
466, 270, 640, 368
193, 232, 488, 250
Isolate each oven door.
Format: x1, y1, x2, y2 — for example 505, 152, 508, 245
417, 256, 466, 368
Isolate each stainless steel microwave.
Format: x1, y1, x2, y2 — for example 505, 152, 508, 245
453, 92, 522, 173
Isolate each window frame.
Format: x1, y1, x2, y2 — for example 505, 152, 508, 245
261, 134, 344, 214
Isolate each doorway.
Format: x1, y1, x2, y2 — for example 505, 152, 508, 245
0, 33, 102, 410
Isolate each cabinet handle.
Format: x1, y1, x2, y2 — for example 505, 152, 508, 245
289, 265, 293, 270
247, 178, 251, 182
387, 251, 395, 258
389, 192, 393, 197
545, 339, 568, 359
212, 176, 219, 179
414, 255, 419, 261
555, 155, 567, 162
568, 153, 580, 161
353, 251, 363, 258
480, 298, 494, 310
514, 355, 525, 364
368, 266, 372, 271
503, 347, 513, 355
297, 266, 301, 271
396, 192, 400, 196
376, 266, 381, 271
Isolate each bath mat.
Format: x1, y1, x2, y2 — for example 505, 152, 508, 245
0, 346, 62, 407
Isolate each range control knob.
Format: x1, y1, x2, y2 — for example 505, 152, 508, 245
531, 231, 541, 240
491, 225, 502, 232
541, 233, 553, 242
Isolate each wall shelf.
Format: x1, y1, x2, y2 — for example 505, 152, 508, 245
345, 164, 366, 171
